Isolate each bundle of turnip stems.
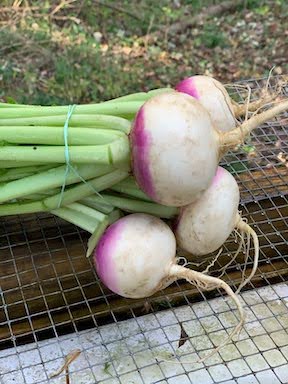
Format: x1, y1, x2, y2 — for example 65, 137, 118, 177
0, 88, 178, 255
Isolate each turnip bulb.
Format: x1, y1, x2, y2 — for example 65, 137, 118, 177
175, 166, 259, 292
94, 213, 245, 361
175, 75, 279, 132
175, 75, 236, 132
94, 213, 177, 298
130, 91, 288, 207
130, 92, 218, 206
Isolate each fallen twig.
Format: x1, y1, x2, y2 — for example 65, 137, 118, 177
141, 0, 243, 42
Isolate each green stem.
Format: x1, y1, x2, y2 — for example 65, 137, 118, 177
0, 101, 143, 119
0, 114, 131, 133
0, 161, 51, 168
0, 200, 44, 215
85, 193, 178, 218
111, 176, 152, 201
147, 88, 173, 96
52, 206, 100, 233
67, 202, 107, 222
80, 197, 115, 214
46, 169, 129, 208
53, 204, 113, 257
0, 127, 124, 145
0, 145, 106, 163
0, 136, 130, 166
86, 217, 110, 257
105, 92, 151, 103
0, 164, 113, 203
0, 169, 129, 216
0, 164, 53, 182
0, 88, 171, 108
106, 88, 172, 103
108, 209, 122, 224
83, 208, 123, 257
20, 189, 59, 201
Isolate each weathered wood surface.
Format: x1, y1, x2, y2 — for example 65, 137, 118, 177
0, 168, 287, 342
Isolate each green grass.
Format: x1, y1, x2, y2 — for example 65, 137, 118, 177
0, 0, 287, 105
196, 25, 229, 49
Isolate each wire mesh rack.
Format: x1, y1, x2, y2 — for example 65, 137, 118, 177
0, 77, 287, 384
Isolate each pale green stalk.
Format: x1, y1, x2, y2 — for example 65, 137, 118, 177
80, 198, 114, 214
0, 127, 124, 145
85, 194, 178, 218
86, 218, 110, 257
0, 164, 113, 203
0, 115, 131, 133
0, 170, 129, 216
67, 202, 107, 222
0, 164, 53, 182
106, 88, 172, 103
111, 176, 152, 201
0, 136, 130, 166
52, 206, 100, 233
0, 161, 51, 168
0, 101, 143, 119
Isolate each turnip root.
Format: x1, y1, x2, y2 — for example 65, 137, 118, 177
175, 166, 259, 292
175, 75, 278, 131
94, 213, 244, 359
130, 91, 288, 206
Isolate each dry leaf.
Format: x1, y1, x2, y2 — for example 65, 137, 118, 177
178, 322, 189, 348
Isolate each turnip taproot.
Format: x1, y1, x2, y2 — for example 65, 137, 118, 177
94, 213, 244, 360
175, 75, 277, 132
175, 166, 259, 292
130, 92, 288, 206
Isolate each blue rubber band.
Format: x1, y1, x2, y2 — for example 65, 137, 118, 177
57, 105, 105, 208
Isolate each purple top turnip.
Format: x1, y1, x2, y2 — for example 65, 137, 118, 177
94, 213, 245, 361
130, 92, 218, 206
175, 75, 236, 132
130, 91, 288, 207
175, 75, 280, 132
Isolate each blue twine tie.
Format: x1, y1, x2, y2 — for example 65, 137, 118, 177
57, 105, 104, 208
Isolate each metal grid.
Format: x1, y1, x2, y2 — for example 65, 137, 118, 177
2, 283, 288, 384
0, 77, 287, 383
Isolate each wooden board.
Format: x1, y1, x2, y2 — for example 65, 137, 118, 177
0, 192, 287, 345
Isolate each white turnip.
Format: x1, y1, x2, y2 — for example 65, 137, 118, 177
130, 91, 288, 206
175, 75, 236, 132
94, 213, 244, 360
175, 166, 259, 292
175, 75, 277, 132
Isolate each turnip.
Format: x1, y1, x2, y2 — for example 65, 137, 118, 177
175, 166, 259, 293
175, 75, 277, 132
175, 75, 236, 132
130, 91, 288, 206
94, 213, 244, 359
